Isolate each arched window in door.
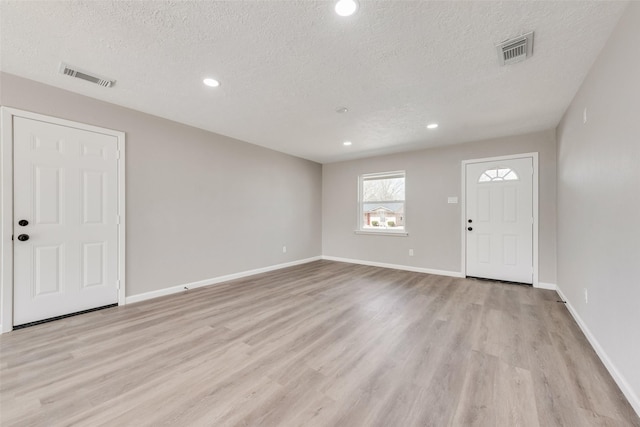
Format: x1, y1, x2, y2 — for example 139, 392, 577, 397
478, 167, 519, 183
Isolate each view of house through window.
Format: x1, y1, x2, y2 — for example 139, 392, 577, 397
360, 171, 405, 232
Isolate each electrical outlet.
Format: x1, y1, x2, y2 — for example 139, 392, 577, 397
409, 249, 414, 256
282, 246, 287, 254
584, 288, 588, 304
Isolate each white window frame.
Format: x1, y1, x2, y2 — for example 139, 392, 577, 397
355, 170, 408, 236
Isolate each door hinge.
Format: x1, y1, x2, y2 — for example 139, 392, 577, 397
115, 151, 121, 160
116, 280, 121, 290
116, 215, 120, 225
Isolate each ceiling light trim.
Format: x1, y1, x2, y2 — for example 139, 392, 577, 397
335, 0, 358, 17
203, 78, 220, 87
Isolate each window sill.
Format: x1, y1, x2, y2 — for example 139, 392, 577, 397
354, 230, 409, 237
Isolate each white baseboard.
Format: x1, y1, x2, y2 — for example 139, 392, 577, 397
126, 255, 462, 306
125, 256, 322, 305
556, 286, 640, 417
321, 255, 464, 278
534, 282, 557, 290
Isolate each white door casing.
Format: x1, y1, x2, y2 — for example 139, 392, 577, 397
1, 108, 125, 331
464, 156, 535, 284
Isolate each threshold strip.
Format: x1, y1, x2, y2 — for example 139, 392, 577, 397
13, 303, 118, 330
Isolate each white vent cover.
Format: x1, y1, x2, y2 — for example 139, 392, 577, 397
496, 32, 534, 66
59, 63, 115, 87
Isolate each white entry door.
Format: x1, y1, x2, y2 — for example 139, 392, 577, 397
13, 116, 120, 325
465, 157, 533, 284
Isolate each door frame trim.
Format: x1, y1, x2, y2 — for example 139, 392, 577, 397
460, 152, 539, 287
1, 107, 126, 333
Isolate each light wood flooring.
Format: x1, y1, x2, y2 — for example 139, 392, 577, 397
1, 260, 638, 426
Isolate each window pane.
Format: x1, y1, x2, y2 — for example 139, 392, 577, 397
497, 168, 511, 178
362, 202, 405, 230
478, 167, 519, 183
360, 172, 406, 232
362, 177, 405, 202
504, 171, 518, 180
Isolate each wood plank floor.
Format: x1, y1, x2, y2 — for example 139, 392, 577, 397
1, 260, 638, 426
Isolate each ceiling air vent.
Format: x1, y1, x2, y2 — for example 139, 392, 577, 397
496, 32, 534, 66
59, 63, 115, 87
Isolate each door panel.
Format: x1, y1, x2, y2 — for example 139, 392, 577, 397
466, 157, 533, 284
477, 234, 491, 264
503, 187, 517, 222
13, 117, 119, 325
502, 235, 518, 266
35, 166, 63, 224
82, 242, 106, 288
82, 170, 106, 224
477, 188, 490, 222
34, 245, 63, 295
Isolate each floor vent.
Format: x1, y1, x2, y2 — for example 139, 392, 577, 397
59, 63, 115, 87
496, 32, 534, 66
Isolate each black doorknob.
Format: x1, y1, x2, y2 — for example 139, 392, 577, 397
467, 227, 473, 231
17, 234, 29, 241
18, 220, 29, 226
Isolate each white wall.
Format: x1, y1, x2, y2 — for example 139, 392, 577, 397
0, 73, 322, 306
556, 2, 640, 413
322, 130, 557, 284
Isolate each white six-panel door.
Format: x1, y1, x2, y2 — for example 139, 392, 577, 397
13, 117, 120, 325
465, 157, 533, 284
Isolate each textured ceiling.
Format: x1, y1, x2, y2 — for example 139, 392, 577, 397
0, 1, 628, 163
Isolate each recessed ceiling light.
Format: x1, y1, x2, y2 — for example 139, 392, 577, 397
335, 0, 358, 17
427, 123, 439, 129
336, 107, 349, 113
343, 141, 352, 146
203, 78, 220, 87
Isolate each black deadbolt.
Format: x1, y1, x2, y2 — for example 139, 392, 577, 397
17, 234, 30, 241
467, 227, 473, 231
18, 220, 29, 227
468, 219, 472, 223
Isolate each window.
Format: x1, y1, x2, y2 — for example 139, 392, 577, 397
478, 167, 518, 182
359, 171, 405, 233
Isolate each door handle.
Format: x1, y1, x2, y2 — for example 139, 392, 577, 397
17, 234, 30, 241
467, 227, 473, 231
